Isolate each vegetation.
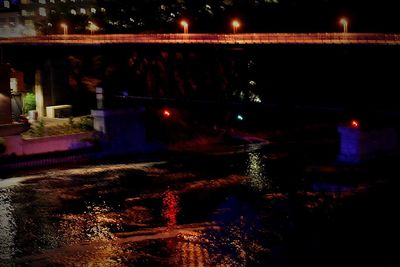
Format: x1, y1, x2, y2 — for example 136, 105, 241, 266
22, 92, 36, 114
0, 138, 6, 154
22, 116, 94, 139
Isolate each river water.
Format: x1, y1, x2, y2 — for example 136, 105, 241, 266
0, 146, 398, 266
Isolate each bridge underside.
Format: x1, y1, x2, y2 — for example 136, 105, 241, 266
2, 38, 400, 120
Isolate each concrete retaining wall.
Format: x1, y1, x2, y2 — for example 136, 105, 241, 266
2, 132, 94, 156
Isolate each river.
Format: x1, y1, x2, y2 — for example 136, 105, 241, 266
0, 145, 398, 266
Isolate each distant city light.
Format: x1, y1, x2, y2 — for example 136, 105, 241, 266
237, 114, 244, 121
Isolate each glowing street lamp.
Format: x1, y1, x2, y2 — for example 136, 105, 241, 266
88, 21, 99, 35
180, 20, 189, 34
60, 23, 68, 35
339, 18, 348, 33
232, 20, 240, 34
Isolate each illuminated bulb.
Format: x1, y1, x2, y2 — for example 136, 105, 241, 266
351, 120, 359, 128
237, 114, 244, 121
163, 109, 171, 118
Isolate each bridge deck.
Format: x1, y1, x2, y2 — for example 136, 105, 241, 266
1, 33, 400, 46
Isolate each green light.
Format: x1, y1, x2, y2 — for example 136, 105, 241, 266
237, 114, 244, 121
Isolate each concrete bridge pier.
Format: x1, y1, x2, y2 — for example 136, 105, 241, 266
34, 59, 70, 118
0, 64, 12, 125
91, 88, 158, 155
337, 124, 398, 163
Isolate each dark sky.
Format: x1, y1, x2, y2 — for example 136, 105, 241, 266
12, 0, 400, 33
226, 0, 400, 33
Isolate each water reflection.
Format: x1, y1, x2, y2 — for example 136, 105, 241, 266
59, 201, 120, 243
245, 152, 271, 191
52, 201, 126, 266
162, 190, 180, 228
0, 155, 384, 266
0, 188, 16, 264
204, 196, 267, 266
169, 233, 210, 266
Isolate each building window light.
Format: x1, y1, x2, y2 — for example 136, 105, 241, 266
39, 7, 46, 16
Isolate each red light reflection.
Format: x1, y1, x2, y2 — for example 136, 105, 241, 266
162, 190, 180, 227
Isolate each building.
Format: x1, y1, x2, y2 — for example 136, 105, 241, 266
0, 10, 25, 37
19, 0, 98, 35
0, 0, 19, 10
0, 0, 26, 37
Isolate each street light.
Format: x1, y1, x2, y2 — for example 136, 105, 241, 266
60, 23, 68, 35
88, 21, 99, 35
180, 20, 188, 34
232, 20, 240, 34
339, 18, 348, 33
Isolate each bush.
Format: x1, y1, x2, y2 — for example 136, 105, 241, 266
0, 138, 6, 154
77, 116, 93, 131
22, 116, 94, 139
24, 119, 46, 138
23, 92, 36, 114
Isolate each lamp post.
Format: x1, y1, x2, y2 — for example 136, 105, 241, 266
88, 21, 99, 35
60, 23, 68, 35
232, 20, 240, 34
180, 20, 188, 34
340, 18, 348, 33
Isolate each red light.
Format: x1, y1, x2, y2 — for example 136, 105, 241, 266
351, 120, 359, 128
163, 109, 171, 118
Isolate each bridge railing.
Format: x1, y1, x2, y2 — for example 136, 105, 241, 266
2, 33, 400, 45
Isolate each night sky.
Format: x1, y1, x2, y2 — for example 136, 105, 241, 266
6, 0, 399, 34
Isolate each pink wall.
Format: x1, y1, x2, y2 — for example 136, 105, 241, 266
3, 132, 94, 156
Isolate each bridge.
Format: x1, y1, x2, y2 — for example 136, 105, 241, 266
1, 33, 400, 46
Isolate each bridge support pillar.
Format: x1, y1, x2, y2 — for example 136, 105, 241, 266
91, 107, 157, 154
0, 64, 11, 125
337, 126, 398, 163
